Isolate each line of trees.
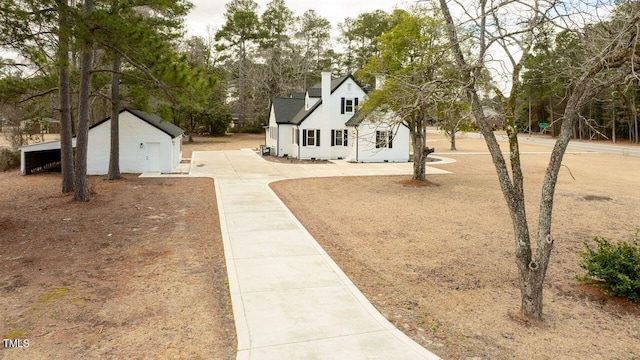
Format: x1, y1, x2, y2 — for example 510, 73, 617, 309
0, 0, 225, 200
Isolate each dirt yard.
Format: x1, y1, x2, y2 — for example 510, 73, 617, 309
182, 133, 263, 157
271, 135, 640, 360
3, 131, 638, 359
0, 173, 236, 358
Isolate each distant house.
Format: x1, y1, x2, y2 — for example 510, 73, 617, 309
265, 72, 410, 162
20, 117, 60, 134
472, 106, 505, 129
20, 108, 184, 175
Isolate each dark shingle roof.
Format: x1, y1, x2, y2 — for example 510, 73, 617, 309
308, 75, 351, 97
272, 73, 368, 126
90, 108, 184, 138
291, 92, 305, 99
345, 111, 364, 126
290, 100, 322, 125
307, 87, 322, 98
272, 98, 305, 124
126, 108, 184, 137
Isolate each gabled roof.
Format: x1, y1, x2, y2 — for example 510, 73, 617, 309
91, 108, 184, 138
272, 73, 368, 126
290, 100, 322, 125
307, 75, 352, 98
271, 98, 305, 124
345, 111, 363, 127
291, 92, 305, 99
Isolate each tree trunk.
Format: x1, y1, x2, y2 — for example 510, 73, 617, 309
107, 50, 121, 180
612, 106, 616, 143
410, 119, 434, 181
58, 0, 74, 193
440, 0, 640, 320
238, 41, 245, 133
74, 0, 94, 202
450, 124, 457, 150
189, 113, 194, 142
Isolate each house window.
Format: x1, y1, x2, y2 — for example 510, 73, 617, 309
331, 129, 348, 147
302, 129, 320, 147
345, 99, 354, 113
376, 130, 393, 149
341, 97, 359, 114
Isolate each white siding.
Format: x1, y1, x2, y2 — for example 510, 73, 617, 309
265, 106, 278, 155
277, 124, 294, 157
305, 93, 320, 109
86, 111, 176, 174
298, 111, 324, 159
298, 77, 366, 160
350, 116, 410, 163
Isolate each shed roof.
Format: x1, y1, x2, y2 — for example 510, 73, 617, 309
91, 108, 184, 138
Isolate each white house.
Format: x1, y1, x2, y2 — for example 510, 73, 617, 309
265, 72, 410, 162
20, 108, 184, 175
345, 111, 410, 163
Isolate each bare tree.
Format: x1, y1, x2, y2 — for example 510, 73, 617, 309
439, 0, 640, 319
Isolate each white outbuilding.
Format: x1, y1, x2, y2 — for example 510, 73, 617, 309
20, 108, 184, 175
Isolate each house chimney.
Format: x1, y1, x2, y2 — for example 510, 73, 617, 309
321, 71, 331, 106
321, 71, 331, 156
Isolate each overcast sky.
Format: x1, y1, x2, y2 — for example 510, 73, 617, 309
185, 0, 415, 38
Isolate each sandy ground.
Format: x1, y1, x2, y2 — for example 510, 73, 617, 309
0, 133, 262, 359
271, 134, 640, 360
182, 133, 264, 157
0, 173, 236, 359
0, 133, 60, 149
3, 131, 638, 359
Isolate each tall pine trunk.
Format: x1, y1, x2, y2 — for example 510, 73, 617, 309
107, 0, 121, 180
58, 0, 74, 193
237, 41, 246, 133
74, 0, 94, 202
107, 51, 121, 180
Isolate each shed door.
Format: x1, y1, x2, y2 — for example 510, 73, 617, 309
145, 142, 161, 172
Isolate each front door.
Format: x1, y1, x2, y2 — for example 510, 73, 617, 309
145, 142, 161, 172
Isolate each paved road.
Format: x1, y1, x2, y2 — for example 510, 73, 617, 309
188, 150, 449, 360
517, 135, 640, 157
445, 130, 640, 157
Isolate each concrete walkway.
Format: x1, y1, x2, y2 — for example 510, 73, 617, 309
186, 150, 450, 359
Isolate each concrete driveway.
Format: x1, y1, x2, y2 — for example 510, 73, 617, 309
187, 150, 451, 359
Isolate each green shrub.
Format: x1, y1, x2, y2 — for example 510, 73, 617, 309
577, 234, 640, 303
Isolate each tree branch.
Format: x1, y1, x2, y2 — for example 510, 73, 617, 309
18, 87, 59, 103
